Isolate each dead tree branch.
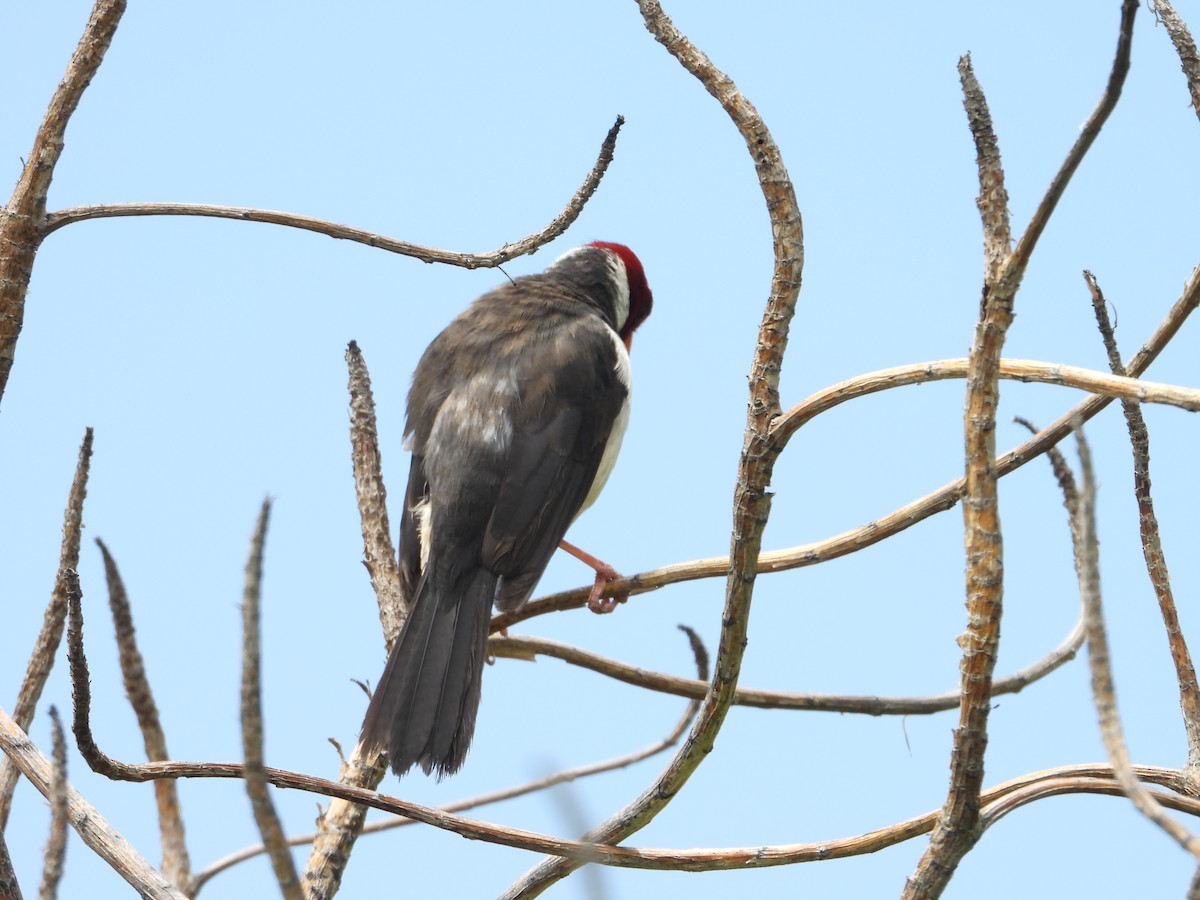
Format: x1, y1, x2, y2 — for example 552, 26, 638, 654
504, 0, 805, 893
0, 0, 126, 408
907, 5, 1138, 894
39, 117, 626, 271
0, 429, 93, 830
95, 540, 191, 887
1087, 271, 1200, 790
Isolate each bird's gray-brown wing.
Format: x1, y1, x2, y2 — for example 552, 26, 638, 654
481, 319, 627, 611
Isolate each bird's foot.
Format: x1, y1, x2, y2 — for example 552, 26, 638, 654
559, 539, 627, 614
586, 563, 627, 614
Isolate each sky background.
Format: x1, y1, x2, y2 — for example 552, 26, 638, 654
3, 2, 1200, 898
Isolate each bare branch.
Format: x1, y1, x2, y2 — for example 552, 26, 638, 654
0, 831, 21, 900
0, 428, 93, 830
909, 57, 1017, 897
1151, 1, 1200, 116
37, 708, 68, 900
239, 500, 302, 900
27, 716, 1200, 875
1073, 429, 1200, 858
39, 117, 627, 271
95, 540, 191, 886
345, 341, 403, 647
0, 0, 126, 406
908, 8, 1138, 885
1008, 0, 1138, 281
771, 357, 1200, 452
301, 345, 400, 899
502, 302, 1200, 630
194, 626, 709, 892
492, 613, 1083, 715
0, 705, 185, 899
506, 1, 804, 894
1087, 271, 1200, 789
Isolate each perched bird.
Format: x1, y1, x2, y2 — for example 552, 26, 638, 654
360, 242, 653, 778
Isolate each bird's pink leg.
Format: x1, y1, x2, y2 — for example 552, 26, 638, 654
559, 539, 626, 614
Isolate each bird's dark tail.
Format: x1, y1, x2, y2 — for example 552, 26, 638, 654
359, 564, 495, 778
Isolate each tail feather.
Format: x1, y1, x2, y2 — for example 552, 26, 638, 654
360, 564, 495, 777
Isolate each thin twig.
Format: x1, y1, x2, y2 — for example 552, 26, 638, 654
0, 428, 93, 830
239, 501, 303, 900
96, 539, 191, 887
37, 708, 68, 900
505, 1, 804, 894
36, 677, 1200, 877
492, 614, 1083, 714
500, 284, 1200, 629
0, 0, 126, 407
1152, 1, 1200, 114
770, 357, 1200, 452
194, 625, 709, 892
53, 611, 1200, 869
1073, 429, 1200, 858
0, 705, 185, 899
40, 118, 627, 271
301, 345, 399, 900
1087, 271, 1200, 789
345, 341, 403, 645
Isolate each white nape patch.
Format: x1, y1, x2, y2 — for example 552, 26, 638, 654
577, 329, 632, 517
608, 255, 630, 333
413, 497, 432, 571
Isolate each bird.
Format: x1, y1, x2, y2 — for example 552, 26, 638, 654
359, 241, 653, 778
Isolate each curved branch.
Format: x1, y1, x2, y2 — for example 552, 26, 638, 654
97, 539, 191, 887
0, 428, 93, 830
770, 357, 1200, 451
492, 607, 1083, 714
45, 610, 1200, 872
0, 0, 127, 406
505, 1, 805, 893
40, 117, 627, 271
239, 500, 303, 899
193, 626, 710, 893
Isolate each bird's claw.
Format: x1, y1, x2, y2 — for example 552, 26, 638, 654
586, 567, 627, 614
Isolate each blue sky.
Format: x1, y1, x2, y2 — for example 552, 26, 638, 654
3, 2, 1200, 897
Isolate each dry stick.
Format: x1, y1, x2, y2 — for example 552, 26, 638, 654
493, 614, 1085, 714
301, 345, 396, 900
55, 607, 1200, 872
0, 831, 20, 900
37, 709, 68, 900
345, 341, 404, 645
0, 706, 186, 900
13, 573, 187, 899
40, 117, 627, 271
907, 7, 1138, 894
0, 429, 93, 830
1153, 0, 1200, 113
1087, 272, 1200, 790
239, 501, 303, 900
771, 357, 1200, 447
0, 0, 126, 407
95, 540, 191, 888
908, 54, 1017, 900
194, 625, 709, 893
500, 287, 1200, 631
505, 2, 805, 896
1073, 429, 1200, 859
